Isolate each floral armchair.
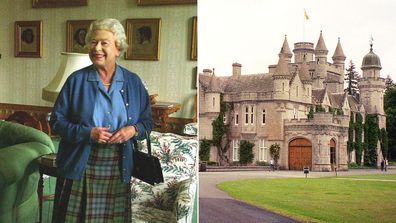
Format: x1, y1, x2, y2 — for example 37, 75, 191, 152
131, 130, 198, 223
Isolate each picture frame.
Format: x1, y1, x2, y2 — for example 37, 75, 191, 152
125, 18, 161, 61
32, 0, 87, 8
137, 0, 196, 6
66, 20, 94, 53
15, 20, 42, 58
190, 16, 197, 61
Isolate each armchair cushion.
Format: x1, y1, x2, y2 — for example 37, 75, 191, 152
131, 131, 197, 223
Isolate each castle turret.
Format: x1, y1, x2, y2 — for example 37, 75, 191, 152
314, 31, 328, 89
205, 73, 221, 113
279, 35, 293, 63
298, 59, 313, 103
332, 38, 347, 92
358, 43, 385, 116
272, 55, 291, 100
293, 42, 314, 64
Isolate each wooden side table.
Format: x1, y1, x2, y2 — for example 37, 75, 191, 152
152, 102, 181, 132
36, 153, 62, 223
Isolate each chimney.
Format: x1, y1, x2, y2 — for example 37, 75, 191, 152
203, 69, 213, 76
232, 63, 242, 78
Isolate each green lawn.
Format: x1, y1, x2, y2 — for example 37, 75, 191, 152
218, 175, 396, 223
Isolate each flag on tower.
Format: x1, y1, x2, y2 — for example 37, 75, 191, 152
304, 9, 309, 20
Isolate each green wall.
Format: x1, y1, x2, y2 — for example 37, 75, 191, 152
0, 0, 197, 118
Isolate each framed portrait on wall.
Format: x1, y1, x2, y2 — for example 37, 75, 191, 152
32, 0, 87, 8
190, 16, 197, 61
125, 18, 161, 60
66, 20, 94, 53
15, 20, 42, 58
137, 0, 196, 5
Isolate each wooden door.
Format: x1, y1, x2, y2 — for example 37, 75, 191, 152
289, 138, 312, 170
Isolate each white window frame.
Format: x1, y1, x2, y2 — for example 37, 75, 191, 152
258, 139, 268, 162
232, 139, 240, 161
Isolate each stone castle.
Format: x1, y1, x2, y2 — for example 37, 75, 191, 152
199, 32, 386, 171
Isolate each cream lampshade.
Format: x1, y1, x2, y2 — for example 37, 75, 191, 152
42, 52, 92, 102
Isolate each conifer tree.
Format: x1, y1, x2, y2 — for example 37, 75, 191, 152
345, 60, 360, 96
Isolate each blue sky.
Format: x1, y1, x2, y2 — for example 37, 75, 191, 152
198, 0, 396, 81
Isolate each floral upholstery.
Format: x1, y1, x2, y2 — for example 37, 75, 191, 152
183, 122, 198, 136
131, 131, 198, 223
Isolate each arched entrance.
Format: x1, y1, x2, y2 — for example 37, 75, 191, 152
289, 138, 312, 170
330, 139, 336, 170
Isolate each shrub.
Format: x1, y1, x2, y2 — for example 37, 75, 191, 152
239, 140, 255, 165
199, 139, 211, 162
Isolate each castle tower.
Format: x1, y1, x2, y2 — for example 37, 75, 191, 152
293, 42, 314, 64
314, 31, 329, 89
298, 58, 313, 103
332, 38, 347, 92
272, 54, 291, 100
205, 72, 221, 113
358, 43, 386, 117
279, 35, 293, 63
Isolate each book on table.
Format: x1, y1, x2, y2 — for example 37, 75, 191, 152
154, 102, 174, 108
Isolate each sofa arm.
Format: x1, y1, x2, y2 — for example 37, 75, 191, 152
0, 121, 55, 150
0, 142, 53, 189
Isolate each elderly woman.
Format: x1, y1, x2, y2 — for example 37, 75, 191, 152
50, 18, 152, 222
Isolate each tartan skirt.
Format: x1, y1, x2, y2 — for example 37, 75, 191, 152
53, 144, 131, 223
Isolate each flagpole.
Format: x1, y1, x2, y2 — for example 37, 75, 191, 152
303, 9, 305, 41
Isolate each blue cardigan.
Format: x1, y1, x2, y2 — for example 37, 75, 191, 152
50, 65, 153, 183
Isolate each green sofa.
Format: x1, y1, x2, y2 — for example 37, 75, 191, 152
0, 121, 55, 223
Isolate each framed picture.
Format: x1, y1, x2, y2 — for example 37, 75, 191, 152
125, 18, 161, 61
137, 0, 196, 6
190, 16, 197, 61
32, 0, 87, 8
66, 20, 94, 53
15, 21, 42, 58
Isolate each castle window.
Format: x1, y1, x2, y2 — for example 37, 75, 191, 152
235, 113, 239, 125
293, 108, 297, 119
258, 139, 268, 162
245, 106, 249, 125
212, 97, 215, 108
282, 83, 285, 92
223, 114, 226, 124
232, 139, 240, 161
250, 106, 254, 124
262, 109, 266, 125
296, 86, 299, 96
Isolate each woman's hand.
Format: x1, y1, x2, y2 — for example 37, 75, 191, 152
91, 127, 112, 144
107, 126, 136, 144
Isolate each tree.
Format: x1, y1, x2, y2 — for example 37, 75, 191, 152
211, 95, 232, 165
364, 114, 379, 166
384, 83, 396, 160
345, 60, 360, 96
199, 139, 211, 162
269, 143, 281, 169
385, 75, 395, 90
239, 140, 254, 165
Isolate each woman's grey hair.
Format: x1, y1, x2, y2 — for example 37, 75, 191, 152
85, 18, 128, 54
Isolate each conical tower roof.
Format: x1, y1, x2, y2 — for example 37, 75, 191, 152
315, 31, 328, 55
273, 54, 290, 77
207, 73, 221, 92
279, 35, 292, 59
299, 59, 311, 82
332, 37, 346, 61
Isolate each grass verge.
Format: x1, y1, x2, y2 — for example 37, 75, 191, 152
218, 174, 396, 223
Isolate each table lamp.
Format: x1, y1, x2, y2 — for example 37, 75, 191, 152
42, 52, 92, 102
